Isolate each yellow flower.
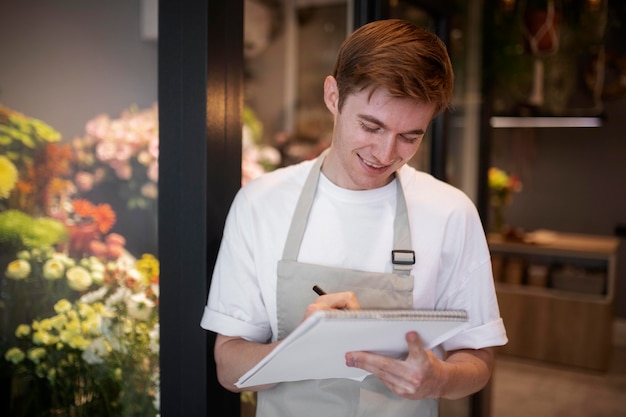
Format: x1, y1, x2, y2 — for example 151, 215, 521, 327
81, 316, 102, 335
43, 258, 65, 280
4, 347, 25, 364
32, 330, 58, 346
54, 299, 73, 314
67, 334, 90, 350
0, 155, 18, 199
49, 314, 68, 331
5, 259, 31, 280
15, 324, 31, 338
488, 167, 510, 190
27, 347, 47, 364
64, 318, 81, 334
37, 318, 53, 332
66, 265, 93, 291
136, 253, 159, 280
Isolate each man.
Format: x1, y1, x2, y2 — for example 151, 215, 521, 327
201, 19, 507, 416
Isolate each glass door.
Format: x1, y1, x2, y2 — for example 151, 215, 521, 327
0, 2, 160, 416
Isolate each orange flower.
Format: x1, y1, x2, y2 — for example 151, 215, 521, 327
37, 143, 73, 178
46, 178, 74, 199
15, 180, 35, 195
71, 199, 116, 233
72, 199, 96, 217
92, 203, 116, 234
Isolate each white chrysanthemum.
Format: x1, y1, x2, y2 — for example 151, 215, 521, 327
82, 337, 110, 364
126, 292, 155, 321
106, 287, 131, 307
51, 252, 74, 267
6, 259, 31, 280
43, 258, 65, 280
80, 286, 108, 304
66, 265, 93, 291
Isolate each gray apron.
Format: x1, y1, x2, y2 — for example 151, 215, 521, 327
256, 153, 438, 417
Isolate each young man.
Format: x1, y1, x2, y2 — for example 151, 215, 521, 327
201, 19, 507, 416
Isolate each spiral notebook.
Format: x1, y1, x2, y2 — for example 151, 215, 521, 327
235, 309, 468, 388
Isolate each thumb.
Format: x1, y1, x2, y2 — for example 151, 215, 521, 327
405, 331, 427, 360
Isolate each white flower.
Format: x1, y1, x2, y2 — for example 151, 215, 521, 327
149, 323, 160, 353
126, 292, 155, 321
6, 259, 31, 280
107, 287, 131, 307
43, 258, 65, 280
66, 265, 93, 291
16, 250, 31, 260
51, 252, 74, 267
91, 270, 105, 284
82, 337, 110, 364
79, 286, 108, 304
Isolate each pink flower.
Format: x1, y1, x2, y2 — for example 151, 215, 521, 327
89, 240, 108, 258
105, 233, 126, 247
147, 161, 158, 183
148, 137, 159, 159
110, 160, 132, 180
141, 182, 158, 199
74, 172, 95, 192
95, 141, 117, 162
114, 143, 134, 162
85, 114, 111, 138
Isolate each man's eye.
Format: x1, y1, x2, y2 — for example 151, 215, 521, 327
359, 121, 379, 133
400, 136, 419, 144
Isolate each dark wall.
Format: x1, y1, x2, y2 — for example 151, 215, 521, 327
0, 0, 157, 139
490, 94, 626, 318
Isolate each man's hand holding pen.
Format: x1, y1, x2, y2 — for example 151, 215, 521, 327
305, 285, 360, 318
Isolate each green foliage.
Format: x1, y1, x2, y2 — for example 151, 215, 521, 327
0, 210, 67, 250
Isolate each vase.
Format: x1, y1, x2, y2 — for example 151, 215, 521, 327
491, 205, 505, 234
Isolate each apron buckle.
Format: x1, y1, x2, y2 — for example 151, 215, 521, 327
391, 250, 415, 266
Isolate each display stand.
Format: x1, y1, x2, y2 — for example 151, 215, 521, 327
489, 232, 620, 371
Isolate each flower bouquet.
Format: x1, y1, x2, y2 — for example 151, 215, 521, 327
1, 105, 160, 417
488, 167, 523, 233
71, 104, 158, 211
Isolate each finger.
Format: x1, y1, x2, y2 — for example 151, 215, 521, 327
346, 351, 417, 395
405, 331, 428, 363
315, 291, 360, 310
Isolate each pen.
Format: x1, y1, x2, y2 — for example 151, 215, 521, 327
312, 285, 327, 296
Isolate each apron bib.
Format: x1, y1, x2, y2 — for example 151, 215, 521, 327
256, 153, 438, 417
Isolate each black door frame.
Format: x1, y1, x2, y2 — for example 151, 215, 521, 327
158, 1, 243, 416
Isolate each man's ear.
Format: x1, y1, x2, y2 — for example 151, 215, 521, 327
323, 75, 339, 115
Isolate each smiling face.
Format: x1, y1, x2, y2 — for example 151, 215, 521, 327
321, 75, 437, 190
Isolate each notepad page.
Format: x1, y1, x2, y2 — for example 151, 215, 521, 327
235, 309, 468, 388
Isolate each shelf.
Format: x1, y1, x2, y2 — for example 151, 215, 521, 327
489, 231, 619, 371
495, 281, 609, 303
489, 116, 603, 128
488, 232, 620, 259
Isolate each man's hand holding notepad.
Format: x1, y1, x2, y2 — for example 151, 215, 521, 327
235, 309, 469, 388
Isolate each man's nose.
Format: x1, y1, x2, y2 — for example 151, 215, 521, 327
373, 134, 396, 165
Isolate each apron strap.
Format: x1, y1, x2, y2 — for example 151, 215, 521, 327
281, 150, 414, 275
391, 179, 414, 274
281, 151, 326, 262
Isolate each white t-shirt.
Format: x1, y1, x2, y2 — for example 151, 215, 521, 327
201, 158, 507, 351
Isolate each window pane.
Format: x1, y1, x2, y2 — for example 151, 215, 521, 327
0, 2, 159, 416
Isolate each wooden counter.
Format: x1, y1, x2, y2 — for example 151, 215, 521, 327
489, 231, 620, 371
